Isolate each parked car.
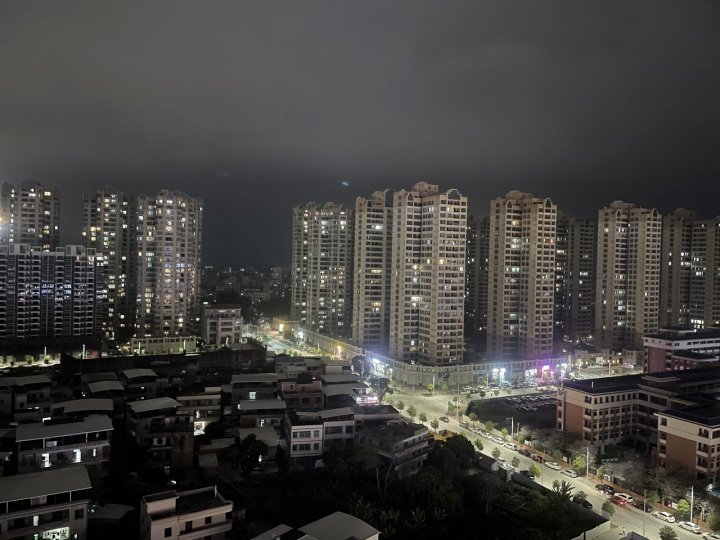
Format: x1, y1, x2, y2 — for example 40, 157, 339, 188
703, 533, 720, 540
614, 493, 633, 504
610, 495, 627, 506
505, 442, 518, 451
519, 470, 535, 480
439, 416, 449, 423
652, 511, 676, 523
562, 469, 578, 478
678, 521, 701, 534
572, 495, 593, 509
632, 500, 653, 513
518, 449, 531, 457
595, 484, 615, 495
544, 461, 561, 471
532, 454, 544, 463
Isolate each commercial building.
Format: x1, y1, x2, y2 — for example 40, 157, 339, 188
0, 466, 92, 540
82, 187, 137, 338
136, 190, 203, 337
0, 244, 105, 346
140, 486, 233, 540
291, 202, 354, 336
126, 397, 194, 470
15, 415, 113, 474
389, 182, 467, 366
643, 327, 720, 372
352, 190, 393, 352
201, 304, 243, 347
0, 181, 60, 251
487, 191, 557, 360
595, 201, 662, 351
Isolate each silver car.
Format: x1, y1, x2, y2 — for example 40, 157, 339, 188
652, 511, 676, 523
678, 521, 701, 534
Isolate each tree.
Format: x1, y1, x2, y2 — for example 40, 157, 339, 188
574, 490, 588, 502
676, 498, 691, 520
466, 392, 472, 401
418, 411, 428, 425
552, 449, 564, 462
511, 456, 520, 469
203, 421, 225, 439
427, 383, 434, 394
529, 464, 541, 479
492, 447, 501, 460
596, 466, 605, 484
659, 525, 678, 540
647, 490, 661, 504
474, 439, 483, 452
445, 435, 475, 467
571, 455, 586, 474
468, 412, 478, 427
485, 420, 494, 433
501, 428, 509, 441
407, 405, 417, 421
396, 400, 405, 410
430, 419, 439, 431
601, 499, 615, 517
550, 480, 574, 503
479, 390, 486, 400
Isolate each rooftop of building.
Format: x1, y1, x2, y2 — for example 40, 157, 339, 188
205, 303, 243, 310
51, 398, 114, 415
672, 350, 719, 360
352, 404, 399, 416
81, 371, 119, 383
237, 399, 287, 411
145, 486, 230, 518
360, 421, 428, 445
231, 373, 279, 384
320, 374, 361, 384
121, 368, 158, 380
16, 414, 114, 441
87, 380, 125, 393
659, 404, 720, 426
322, 383, 369, 397
249, 524, 307, 540
0, 466, 91, 503
300, 511, 380, 540
127, 397, 181, 414
645, 327, 720, 341
563, 366, 720, 394
0, 374, 52, 387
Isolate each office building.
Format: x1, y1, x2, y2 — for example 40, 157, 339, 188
389, 182, 467, 366
82, 187, 137, 338
291, 202, 354, 336
487, 191, 557, 360
0, 181, 60, 250
136, 190, 203, 337
0, 244, 105, 345
555, 214, 595, 344
0, 467, 92, 540
201, 304, 243, 346
595, 201, 662, 351
141, 486, 233, 540
352, 190, 393, 352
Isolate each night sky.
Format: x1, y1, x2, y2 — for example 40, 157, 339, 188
2, 1, 720, 266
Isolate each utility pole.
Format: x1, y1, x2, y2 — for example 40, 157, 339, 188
690, 485, 694, 523
586, 446, 590, 478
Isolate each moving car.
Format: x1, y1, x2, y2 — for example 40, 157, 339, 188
678, 521, 701, 534
562, 468, 578, 478
595, 484, 615, 495
652, 511, 676, 523
610, 495, 627, 506
544, 461, 561, 471
614, 493, 633, 504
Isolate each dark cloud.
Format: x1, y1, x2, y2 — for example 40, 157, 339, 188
1, 1, 719, 266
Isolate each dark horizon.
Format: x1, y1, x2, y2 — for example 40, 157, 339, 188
2, 1, 719, 267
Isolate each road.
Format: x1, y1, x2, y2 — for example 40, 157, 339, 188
395, 390, 705, 540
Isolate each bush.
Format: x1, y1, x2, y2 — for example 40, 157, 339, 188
659, 525, 678, 540
601, 499, 615, 516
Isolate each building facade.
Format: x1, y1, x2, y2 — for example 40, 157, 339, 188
689, 216, 720, 329
82, 187, 137, 338
352, 190, 393, 352
201, 304, 243, 346
291, 202, 354, 336
644, 327, 720, 373
389, 182, 467, 366
595, 201, 662, 351
487, 191, 557, 360
136, 190, 203, 337
0, 181, 60, 251
465, 216, 490, 337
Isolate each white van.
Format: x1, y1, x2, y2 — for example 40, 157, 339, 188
504, 442, 518, 451
562, 469, 578, 478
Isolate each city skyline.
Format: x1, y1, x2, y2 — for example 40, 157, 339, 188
2, 2, 720, 266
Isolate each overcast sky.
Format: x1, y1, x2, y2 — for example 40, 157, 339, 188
2, 1, 719, 266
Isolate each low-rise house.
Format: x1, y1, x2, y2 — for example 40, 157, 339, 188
127, 397, 193, 470
0, 374, 53, 422
51, 398, 114, 420
352, 405, 401, 434
140, 486, 233, 540
250, 511, 379, 540
231, 373, 278, 407
279, 373, 324, 410
119, 368, 158, 401
237, 399, 286, 428
286, 411, 324, 461
357, 420, 429, 479
85, 380, 126, 417
274, 355, 324, 380
15, 415, 113, 475
177, 389, 222, 435
0, 466, 92, 540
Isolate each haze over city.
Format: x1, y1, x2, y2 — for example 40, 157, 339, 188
2, 1, 720, 266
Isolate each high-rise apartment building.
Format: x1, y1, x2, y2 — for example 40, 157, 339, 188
487, 191, 557, 360
291, 202, 354, 336
353, 190, 392, 352
136, 191, 203, 337
660, 209, 720, 330
555, 214, 595, 343
82, 187, 137, 338
464, 215, 490, 337
0, 181, 60, 250
389, 182, 467, 366
0, 244, 105, 343
660, 208, 696, 328
595, 201, 662, 351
